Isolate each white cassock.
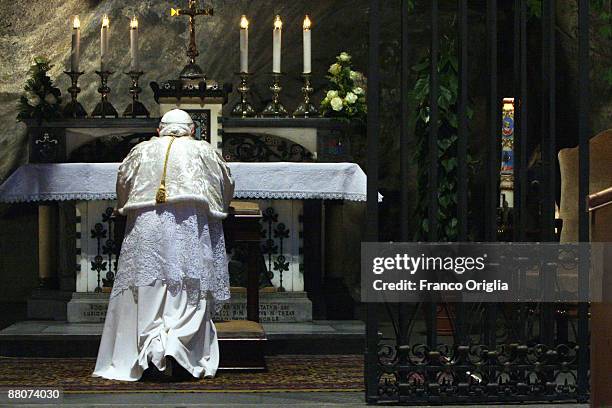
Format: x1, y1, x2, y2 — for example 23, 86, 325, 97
93, 114, 234, 381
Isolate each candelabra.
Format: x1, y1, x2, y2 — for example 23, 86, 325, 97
230, 72, 256, 117
293, 73, 318, 117
261, 72, 288, 117
91, 70, 118, 118
123, 71, 149, 118
62, 71, 87, 118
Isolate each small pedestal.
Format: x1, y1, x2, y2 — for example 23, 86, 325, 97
123, 71, 149, 118
231, 72, 256, 117
62, 71, 87, 118
261, 73, 288, 117
293, 73, 318, 117
91, 70, 118, 118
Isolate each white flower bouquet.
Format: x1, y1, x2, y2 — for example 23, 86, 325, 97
18, 57, 62, 122
320, 52, 367, 122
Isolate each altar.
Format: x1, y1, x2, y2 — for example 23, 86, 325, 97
0, 159, 375, 323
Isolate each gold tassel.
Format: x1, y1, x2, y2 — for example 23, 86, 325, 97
155, 136, 176, 205
155, 184, 167, 203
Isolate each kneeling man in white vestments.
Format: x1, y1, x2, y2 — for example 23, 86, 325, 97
93, 109, 234, 381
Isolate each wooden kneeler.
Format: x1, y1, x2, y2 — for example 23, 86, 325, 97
217, 201, 267, 370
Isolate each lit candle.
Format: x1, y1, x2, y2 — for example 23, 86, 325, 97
100, 14, 110, 71
130, 16, 139, 72
239, 15, 249, 73
303, 15, 312, 74
70, 15, 81, 72
272, 15, 282, 73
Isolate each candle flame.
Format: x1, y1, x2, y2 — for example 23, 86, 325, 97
273, 15, 282, 30
303, 15, 311, 30
130, 16, 138, 29
102, 14, 110, 28
240, 15, 249, 29
73, 15, 80, 29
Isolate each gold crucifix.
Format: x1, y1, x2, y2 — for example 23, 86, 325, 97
171, 0, 213, 79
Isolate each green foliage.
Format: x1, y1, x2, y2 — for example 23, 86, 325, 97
17, 57, 62, 122
410, 36, 476, 242
526, 0, 542, 19
527, 0, 612, 86
320, 52, 367, 122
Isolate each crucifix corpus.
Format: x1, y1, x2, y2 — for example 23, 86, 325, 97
171, 0, 213, 79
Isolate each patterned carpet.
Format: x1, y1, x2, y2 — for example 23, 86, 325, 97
0, 355, 364, 393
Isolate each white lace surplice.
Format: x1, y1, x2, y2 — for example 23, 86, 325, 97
110, 201, 230, 312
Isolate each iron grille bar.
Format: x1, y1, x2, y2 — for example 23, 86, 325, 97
397, 0, 412, 362
512, 0, 522, 241
400, 0, 410, 242
577, 0, 590, 397
518, 0, 528, 242
428, 0, 440, 243
455, 0, 469, 346
365, 0, 380, 402
542, 0, 556, 243
514, 0, 529, 349
485, 0, 499, 349
426, 0, 440, 350
540, 0, 556, 348
485, 0, 499, 243
457, 0, 468, 242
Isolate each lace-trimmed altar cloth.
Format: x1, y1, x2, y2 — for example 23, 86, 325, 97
112, 201, 230, 312
0, 162, 383, 203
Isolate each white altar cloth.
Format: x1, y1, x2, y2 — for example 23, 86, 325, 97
0, 162, 382, 203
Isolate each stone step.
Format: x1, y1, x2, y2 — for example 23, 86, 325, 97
0, 320, 365, 358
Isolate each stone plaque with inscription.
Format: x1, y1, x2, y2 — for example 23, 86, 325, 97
67, 290, 312, 323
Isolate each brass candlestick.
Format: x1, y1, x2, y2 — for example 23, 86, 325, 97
261, 72, 288, 117
293, 73, 318, 117
91, 70, 118, 118
62, 70, 87, 118
123, 71, 149, 118
231, 72, 256, 117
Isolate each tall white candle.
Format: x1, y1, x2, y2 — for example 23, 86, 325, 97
100, 14, 110, 71
130, 16, 139, 71
70, 16, 81, 72
239, 15, 249, 73
303, 15, 312, 74
272, 15, 282, 73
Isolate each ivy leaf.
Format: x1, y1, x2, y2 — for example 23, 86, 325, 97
442, 157, 458, 172
412, 60, 430, 72
439, 195, 451, 208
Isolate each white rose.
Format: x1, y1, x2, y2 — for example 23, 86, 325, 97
353, 87, 364, 95
339, 52, 351, 62
328, 63, 341, 75
326, 90, 338, 99
26, 92, 40, 106
345, 92, 358, 104
349, 70, 358, 81
330, 96, 343, 111
44, 93, 57, 105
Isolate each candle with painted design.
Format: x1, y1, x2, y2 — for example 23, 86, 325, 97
303, 15, 312, 74
70, 15, 81, 72
100, 14, 110, 71
130, 16, 139, 72
272, 15, 282, 73
239, 15, 249, 73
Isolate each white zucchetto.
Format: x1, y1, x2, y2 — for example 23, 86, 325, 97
159, 109, 195, 137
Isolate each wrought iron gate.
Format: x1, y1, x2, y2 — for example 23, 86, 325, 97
365, 0, 591, 403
